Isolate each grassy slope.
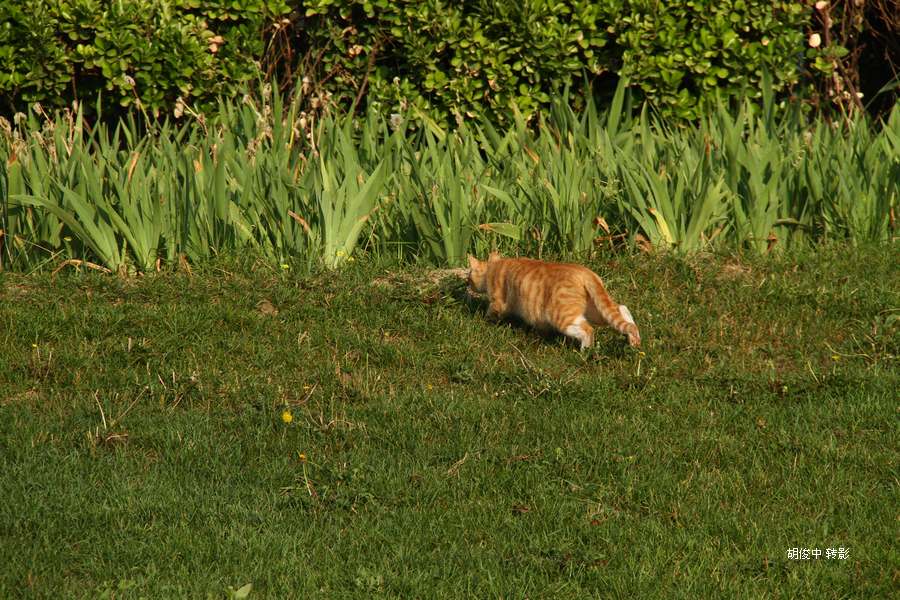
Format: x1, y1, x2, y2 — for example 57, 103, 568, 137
0, 247, 897, 598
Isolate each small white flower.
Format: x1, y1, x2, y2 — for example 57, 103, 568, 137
208, 35, 224, 54
815, 1, 828, 10
808, 33, 822, 48
173, 96, 185, 118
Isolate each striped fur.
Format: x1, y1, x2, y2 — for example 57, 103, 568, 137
467, 253, 641, 348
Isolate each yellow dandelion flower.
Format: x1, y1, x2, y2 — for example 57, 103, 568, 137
281, 263, 290, 270
638, 351, 646, 358
831, 354, 840, 361
298, 452, 307, 463
281, 410, 293, 423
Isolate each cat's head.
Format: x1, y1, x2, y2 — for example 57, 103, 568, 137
466, 252, 500, 292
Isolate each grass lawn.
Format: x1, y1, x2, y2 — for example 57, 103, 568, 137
1, 246, 897, 598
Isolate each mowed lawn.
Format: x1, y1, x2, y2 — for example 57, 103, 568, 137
1, 246, 896, 598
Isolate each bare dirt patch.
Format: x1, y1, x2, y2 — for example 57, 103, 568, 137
371, 268, 466, 290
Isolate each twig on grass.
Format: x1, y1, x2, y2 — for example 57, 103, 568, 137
52, 259, 112, 277
447, 452, 469, 477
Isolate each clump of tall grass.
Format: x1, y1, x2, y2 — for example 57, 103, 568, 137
1, 84, 896, 273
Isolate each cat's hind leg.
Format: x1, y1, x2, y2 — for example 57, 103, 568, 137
562, 315, 594, 350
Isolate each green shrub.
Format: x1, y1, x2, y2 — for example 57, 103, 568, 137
0, 0, 291, 116
4, 1, 892, 124
302, 0, 617, 124
301, 0, 812, 122
612, 1, 809, 119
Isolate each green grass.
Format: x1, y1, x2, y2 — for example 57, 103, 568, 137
0, 246, 897, 598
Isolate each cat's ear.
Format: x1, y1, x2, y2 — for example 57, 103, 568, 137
467, 255, 479, 269
488, 251, 500, 262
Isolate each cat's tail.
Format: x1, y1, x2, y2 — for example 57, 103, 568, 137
585, 273, 642, 347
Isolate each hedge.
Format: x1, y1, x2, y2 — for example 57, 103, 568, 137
300, 0, 815, 122
0, 0, 291, 116
1, 1, 893, 122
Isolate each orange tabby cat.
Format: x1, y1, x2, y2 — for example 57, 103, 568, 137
467, 253, 641, 348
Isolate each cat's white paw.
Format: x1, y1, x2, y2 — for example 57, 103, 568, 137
564, 316, 591, 349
